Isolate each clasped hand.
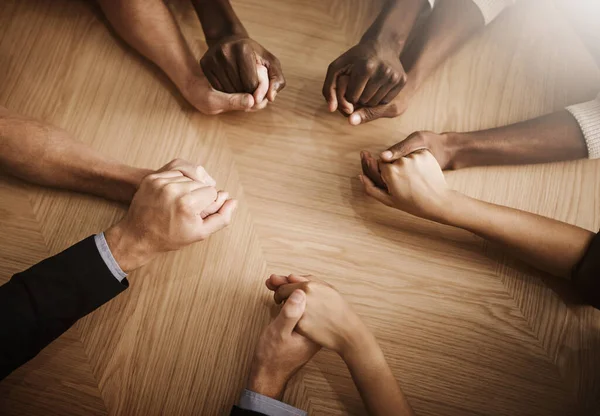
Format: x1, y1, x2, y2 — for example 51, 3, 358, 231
105, 159, 237, 272
200, 35, 285, 111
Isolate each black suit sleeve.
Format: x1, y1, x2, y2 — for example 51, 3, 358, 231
572, 230, 600, 309
0, 235, 128, 380
230, 406, 266, 415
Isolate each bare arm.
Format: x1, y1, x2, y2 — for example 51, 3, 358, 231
379, 110, 589, 169
0, 107, 150, 203
446, 191, 593, 278
96, 0, 253, 113
343, 327, 414, 416
190, 0, 248, 44
447, 110, 588, 169
362, 0, 428, 52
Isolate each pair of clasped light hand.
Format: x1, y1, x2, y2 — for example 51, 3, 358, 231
104, 159, 237, 272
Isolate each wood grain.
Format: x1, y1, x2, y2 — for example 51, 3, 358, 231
0, 0, 599, 415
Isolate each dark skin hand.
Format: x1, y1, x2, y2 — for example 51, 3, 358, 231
347, 0, 485, 126
324, 0, 426, 113
361, 109, 589, 188
200, 36, 284, 100
193, 0, 285, 101
324, 40, 407, 113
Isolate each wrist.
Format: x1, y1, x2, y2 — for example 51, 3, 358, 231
443, 132, 472, 170
103, 221, 156, 273
437, 190, 471, 227
204, 27, 248, 46
247, 367, 287, 400
112, 166, 152, 204
339, 319, 377, 361
360, 33, 405, 57
340, 326, 382, 367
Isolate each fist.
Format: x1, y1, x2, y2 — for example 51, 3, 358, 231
200, 36, 285, 102
323, 40, 406, 114
105, 159, 237, 271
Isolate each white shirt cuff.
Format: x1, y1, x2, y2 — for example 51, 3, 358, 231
94, 232, 127, 282
238, 389, 306, 416
566, 93, 600, 159
470, 0, 515, 25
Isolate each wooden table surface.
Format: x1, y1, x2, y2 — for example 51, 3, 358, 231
1, 0, 599, 414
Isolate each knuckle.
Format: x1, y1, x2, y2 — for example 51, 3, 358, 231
161, 182, 179, 198
145, 173, 160, 183
205, 186, 218, 202
176, 194, 193, 212
222, 215, 232, 227
363, 60, 378, 74
239, 42, 251, 54
170, 158, 185, 168
195, 165, 207, 178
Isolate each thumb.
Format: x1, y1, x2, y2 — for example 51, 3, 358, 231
211, 91, 254, 113
380, 131, 428, 162
273, 289, 306, 334
266, 64, 286, 102
348, 105, 392, 126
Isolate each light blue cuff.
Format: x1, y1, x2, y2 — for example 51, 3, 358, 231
94, 233, 127, 282
239, 389, 306, 416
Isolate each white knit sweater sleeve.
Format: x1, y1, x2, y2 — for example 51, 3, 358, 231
566, 93, 600, 159
470, 0, 516, 24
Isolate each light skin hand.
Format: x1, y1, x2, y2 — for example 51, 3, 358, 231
247, 289, 320, 400
104, 159, 238, 272
267, 274, 414, 416
359, 150, 455, 224
267, 274, 370, 356
360, 132, 452, 191
360, 150, 595, 281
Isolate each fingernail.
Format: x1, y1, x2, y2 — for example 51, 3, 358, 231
349, 114, 360, 125
381, 151, 393, 160
358, 174, 364, 183
289, 290, 304, 303
242, 95, 252, 107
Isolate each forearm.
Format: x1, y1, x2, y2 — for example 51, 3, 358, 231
0, 237, 127, 380
361, 0, 428, 55
342, 328, 413, 416
191, 0, 248, 45
445, 110, 588, 169
0, 108, 150, 203
97, 0, 199, 91
401, 0, 484, 88
444, 192, 594, 278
